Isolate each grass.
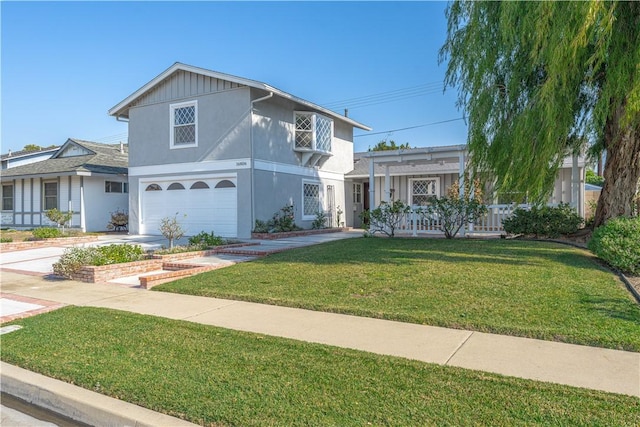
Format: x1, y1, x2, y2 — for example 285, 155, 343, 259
156, 238, 640, 351
2, 307, 638, 426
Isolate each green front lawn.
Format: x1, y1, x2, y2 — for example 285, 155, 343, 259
2, 307, 638, 426
157, 238, 640, 351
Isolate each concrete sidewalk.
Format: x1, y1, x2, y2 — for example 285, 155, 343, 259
1, 271, 638, 397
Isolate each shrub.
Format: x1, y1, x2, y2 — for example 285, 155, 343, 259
253, 205, 302, 233
368, 200, 411, 237
53, 247, 100, 278
502, 203, 583, 238
422, 196, 487, 239
32, 227, 62, 239
1, 237, 13, 243
53, 244, 145, 278
188, 231, 226, 248
311, 211, 328, 229
588, 217, 640, 275
45, 208, 73, 232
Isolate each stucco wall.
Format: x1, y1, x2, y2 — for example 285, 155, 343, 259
128, 87, 252, 168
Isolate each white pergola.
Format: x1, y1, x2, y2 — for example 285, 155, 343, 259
363, 144, 584, 218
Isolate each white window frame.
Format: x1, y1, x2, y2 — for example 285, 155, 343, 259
2, 184, 14, 211
170, 100, 198, 149
294, 112, 333, 153
43, 181, 58, 211
302, 180, 322, 220
353, 183, 362, 204
105, 180, 128, 193
409, 177, 440, 207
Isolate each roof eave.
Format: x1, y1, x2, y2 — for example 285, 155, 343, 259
108, 62, 371, 131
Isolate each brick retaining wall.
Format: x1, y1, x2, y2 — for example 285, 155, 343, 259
70, 259, 163, 283
251, 228, 349, 240
1, 236, 99, 252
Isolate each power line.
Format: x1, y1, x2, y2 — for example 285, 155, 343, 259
354, 117, 466, 138
321, 82, 445, 110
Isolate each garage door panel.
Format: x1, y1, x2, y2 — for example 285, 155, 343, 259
141, 179, 237, 237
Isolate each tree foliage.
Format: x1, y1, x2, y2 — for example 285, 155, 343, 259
369, 140, 411, 152
440, 1, 640, 227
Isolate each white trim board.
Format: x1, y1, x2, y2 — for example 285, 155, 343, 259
129, 159, 251, 177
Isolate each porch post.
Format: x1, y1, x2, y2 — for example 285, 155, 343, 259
459, 151, 466, 237
369, 156, 375, 209
384, 165, 391, 202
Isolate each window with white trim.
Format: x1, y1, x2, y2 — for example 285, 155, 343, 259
43, 181, 58, 210
170, 101, 197, 148
303, 182, 321, 218
294, 112, 333, 153
105, 181, 128, 193
353, 183, 362, 204
410, 178, 439, 206
2, 184, 13, 211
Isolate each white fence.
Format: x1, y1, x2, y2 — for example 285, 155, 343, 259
393, 204, 531, 236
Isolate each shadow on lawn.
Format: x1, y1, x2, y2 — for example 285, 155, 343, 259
262, 238, 606, 273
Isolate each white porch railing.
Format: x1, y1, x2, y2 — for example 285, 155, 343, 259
393, 204, 531, 236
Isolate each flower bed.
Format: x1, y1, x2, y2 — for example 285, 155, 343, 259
1, 236, 99, 252
251, 227, 349, 240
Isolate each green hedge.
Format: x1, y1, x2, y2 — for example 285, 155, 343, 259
503, 203, 583, 237
588, 217, 640, 275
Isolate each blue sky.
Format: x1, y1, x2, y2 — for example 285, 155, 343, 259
1, 1, 467, 154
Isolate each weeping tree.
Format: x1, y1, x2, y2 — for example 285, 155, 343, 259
440, 1, 640, 227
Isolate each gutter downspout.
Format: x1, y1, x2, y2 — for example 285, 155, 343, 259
249, 92, 274, 235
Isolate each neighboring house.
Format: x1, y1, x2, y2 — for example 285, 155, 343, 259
1, 139, 128, 232
345, 145, 586, 230
108, 62, 370, 238
1, 147, 59, 170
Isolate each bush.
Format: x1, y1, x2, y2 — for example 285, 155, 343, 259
53, 244, 145, 278
253, 205, 302, 233
188, 231, 226, 248
311, 211, 328, 229
44, 208, 73, 232
422, 196, 487, 239
1, 237, 13, 243
502, 203, 583, 238
588, 217, 640, 275
32, 227, 62, 239
368, 200, 411, 237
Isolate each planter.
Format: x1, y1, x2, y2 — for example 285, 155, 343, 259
70, 259, 164, 283
251, 227, 350, 240
1, 236, 99, 252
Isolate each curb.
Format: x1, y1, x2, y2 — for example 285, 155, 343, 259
0, 362, 198, 427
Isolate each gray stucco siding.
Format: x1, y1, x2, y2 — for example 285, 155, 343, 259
253, 169, 346, 230
128, 88, 252, 168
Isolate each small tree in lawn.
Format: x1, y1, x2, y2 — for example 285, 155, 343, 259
422, 180, 487, 239
159, 213, 185, 250
44, 208, 73, 234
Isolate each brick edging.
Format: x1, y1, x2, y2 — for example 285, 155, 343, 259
251, 228, 350, 240
1, 236, 100, 252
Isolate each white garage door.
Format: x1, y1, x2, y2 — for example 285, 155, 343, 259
140, 178, 237, 237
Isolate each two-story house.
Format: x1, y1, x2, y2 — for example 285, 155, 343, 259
109, 63, 370, 238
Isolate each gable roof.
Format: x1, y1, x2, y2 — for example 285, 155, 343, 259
1, 139, 128, 180
108, 62, 371, 131
1, 147, 59, 161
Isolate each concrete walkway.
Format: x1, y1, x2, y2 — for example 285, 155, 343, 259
1, 271, 638, 398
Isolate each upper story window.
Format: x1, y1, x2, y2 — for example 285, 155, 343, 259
294, 112, 332, 153
2, 184, 13, 211
170, 101, 197, 149
105, 181, 128, 193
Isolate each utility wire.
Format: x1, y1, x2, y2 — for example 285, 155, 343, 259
321, 82, 445, 110
354, 117, 465, 138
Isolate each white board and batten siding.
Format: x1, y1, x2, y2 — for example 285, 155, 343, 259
139, 175, 238, 237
